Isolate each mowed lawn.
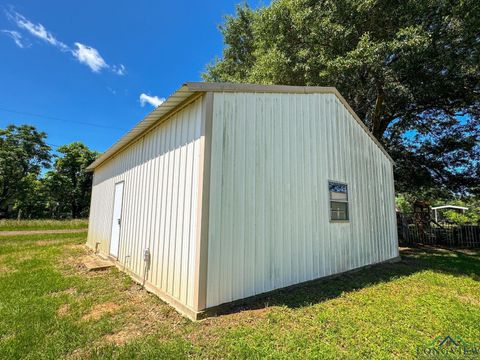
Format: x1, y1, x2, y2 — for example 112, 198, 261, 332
0, 230, 479, 359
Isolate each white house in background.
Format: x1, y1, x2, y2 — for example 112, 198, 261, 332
86, 82, 399, 320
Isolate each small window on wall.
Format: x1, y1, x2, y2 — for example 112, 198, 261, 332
329, 181, 349, 221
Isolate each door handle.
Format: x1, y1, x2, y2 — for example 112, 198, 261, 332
117, 218, 121, 225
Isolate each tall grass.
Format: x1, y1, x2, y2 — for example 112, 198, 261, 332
0, 219, 89, 231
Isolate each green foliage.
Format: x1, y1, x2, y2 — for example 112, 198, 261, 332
0, 124, 98, 219
44, 142, 98, 218
435, 198, 480, 224
205, 0, 480, 197
396, 193, 480, 224
443, 210, 470, 225
395, 194, 413, 213
0, 125, 51, 218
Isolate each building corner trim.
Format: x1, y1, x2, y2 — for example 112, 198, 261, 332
193, 92, 214, 311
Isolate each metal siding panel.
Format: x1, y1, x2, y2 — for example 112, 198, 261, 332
319, 95, 330, 276
233, 93, 246, 300
291, 96, 300, 284
277, 94, 287, 286
254, 94, 266, 295
131, 139, 143, 274
166, 116, 178, 295
244, 93, 256, 297
327, 95, 338, 275
181, 106, 194, 303
283, 96, 294, 284
150, 130, 161, 287
297, 95, 307, 282
188, 103, 202, 306
87, 97, 204, 310
309, 95, 320, 278
222, 94, 235, 303
160, 119, 174, 290
174, 108, 188, 299
316, 95, 326, 277
206, 92, 397, 308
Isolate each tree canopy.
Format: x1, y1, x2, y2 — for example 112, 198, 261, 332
0, 124, 98, 219
44, 143, 98, 218
0, 125, 51, 217
204, 0, 480, 197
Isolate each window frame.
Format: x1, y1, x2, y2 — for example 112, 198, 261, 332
328, 180, 349, 222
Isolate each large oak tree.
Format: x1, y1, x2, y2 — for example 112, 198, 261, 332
204, 0, 479, 197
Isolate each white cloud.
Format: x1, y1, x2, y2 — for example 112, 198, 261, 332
1, 29, 27, 48
140, 93, 165, 108
72, 42, 108, 73
8, 10, 68, 51
112, 64, 126, 75
4, 9, 126, 75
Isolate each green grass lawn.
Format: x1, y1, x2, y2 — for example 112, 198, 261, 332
0, 219, 89, 231
0, 230, 479, 359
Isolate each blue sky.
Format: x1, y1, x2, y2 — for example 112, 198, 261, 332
0, 1, 263, 154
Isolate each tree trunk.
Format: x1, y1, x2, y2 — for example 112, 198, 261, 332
72, 200, 79, 218
370, 85, 392, 140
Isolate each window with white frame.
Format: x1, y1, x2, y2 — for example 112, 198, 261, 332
329, 181, 349, 221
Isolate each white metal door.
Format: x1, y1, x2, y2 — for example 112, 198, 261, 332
109, 182, 124, 258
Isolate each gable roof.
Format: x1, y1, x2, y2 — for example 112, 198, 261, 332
87, 82, 393, 171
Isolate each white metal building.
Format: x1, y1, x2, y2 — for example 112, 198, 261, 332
86, 82, 399, 319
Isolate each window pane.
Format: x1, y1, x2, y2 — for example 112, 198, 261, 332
331, 201, 348, 220
331, 191, 348, 201
328, 182, 347, 194
329, 181, 348, 202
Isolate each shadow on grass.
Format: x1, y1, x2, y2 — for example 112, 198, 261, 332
212, 246, 480, 316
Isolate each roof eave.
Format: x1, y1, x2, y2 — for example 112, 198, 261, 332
87, 82, 395, 172
86, 84, 196, 171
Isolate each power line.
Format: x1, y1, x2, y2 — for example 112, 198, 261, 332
0, 106, 126, 131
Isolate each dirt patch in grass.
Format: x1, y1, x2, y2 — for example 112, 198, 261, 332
0, 229, 88, 236
185, 306, 272, 345
121, 285, 183, 325
103, 325, 144, 346
94, 284, 188, 346
64, 244, 86, 251
60, 250, 103, 275
83, 302, 121, 321
0, 264, 17, 275
58, 304, 70, 316
49, 287, 77, 297
36, 238, 81, 246
458, 294, 480, 306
